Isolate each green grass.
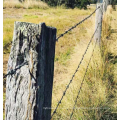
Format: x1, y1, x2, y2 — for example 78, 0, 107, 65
24, 14, 38, 18
55, 48, 73, 65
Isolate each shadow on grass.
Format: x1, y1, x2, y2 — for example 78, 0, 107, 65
108, 52, 117, 64
111, 29, 117, 33
100, 112, 117, 120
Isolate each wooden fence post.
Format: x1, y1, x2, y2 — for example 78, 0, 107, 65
94, 3, 103, 46
103, 0, 111, 12
103, 0, 107, 12
5, 22, 56, 120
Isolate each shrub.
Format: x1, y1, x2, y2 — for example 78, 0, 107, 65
41, 0, 91, 9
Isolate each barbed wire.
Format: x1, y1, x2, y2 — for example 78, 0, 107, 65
56, 6, 100, 41
51, 22, 100, 119
3, 61, 28, 78
69, 40, 97, 120
3, 6, 102, 79
3, 3, 105, 119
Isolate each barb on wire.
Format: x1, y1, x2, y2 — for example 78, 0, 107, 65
51, 23, 100, 119
69, 40, 97, 120
56, 6, 100, 41
3, 61, 28, 78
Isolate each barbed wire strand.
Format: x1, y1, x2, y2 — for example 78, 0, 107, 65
3, 6, 101, 79
51, 23, 100, 119
3, 61, 28, 78
56, 6, 100, 41
69, 40, 97, 120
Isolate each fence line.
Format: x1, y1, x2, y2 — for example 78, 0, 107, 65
4, 1, 109, 119
51, 22, 100, 119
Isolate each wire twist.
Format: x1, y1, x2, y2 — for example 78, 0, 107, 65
3, 61, 28, 78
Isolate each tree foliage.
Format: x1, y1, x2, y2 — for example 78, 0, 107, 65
41, 0, 91, 9
111, 0, 117, 10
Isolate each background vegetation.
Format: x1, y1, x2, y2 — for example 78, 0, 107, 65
3, 0, 117, 9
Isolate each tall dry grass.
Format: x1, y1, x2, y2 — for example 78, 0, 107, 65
3, 0, 49, 9
51, 5, 117, 119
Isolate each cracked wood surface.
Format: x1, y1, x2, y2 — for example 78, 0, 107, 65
5, 22, 56, 120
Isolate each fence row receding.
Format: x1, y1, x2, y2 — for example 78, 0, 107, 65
4, 0, 111, 120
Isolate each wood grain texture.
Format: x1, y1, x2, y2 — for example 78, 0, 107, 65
94, 3, 103, 46
103, 0, 111, 12
5, 22, 56, 120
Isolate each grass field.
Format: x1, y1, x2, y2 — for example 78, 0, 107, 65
3, 1, 117, 120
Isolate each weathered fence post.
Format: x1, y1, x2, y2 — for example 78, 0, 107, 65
94, 2, 103, 46
5, 22, 56, 120
103, 0, 111, 12
103, 0, 107, 12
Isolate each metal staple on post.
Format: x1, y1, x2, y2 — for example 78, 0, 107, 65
3, 61, 28, 78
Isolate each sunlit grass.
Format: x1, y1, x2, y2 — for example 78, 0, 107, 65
3, 0, 49, 9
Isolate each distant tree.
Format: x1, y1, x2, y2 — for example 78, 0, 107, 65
64, 0, 76, 8
89, 0, 97, 4
19, 0, 25, 2
80, 0, 89, 9
41, 0, 58, 6
48, 0, 58, 6
111, 0, 117, 10
75, 0, 81, 7
41, 0, 92, 9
